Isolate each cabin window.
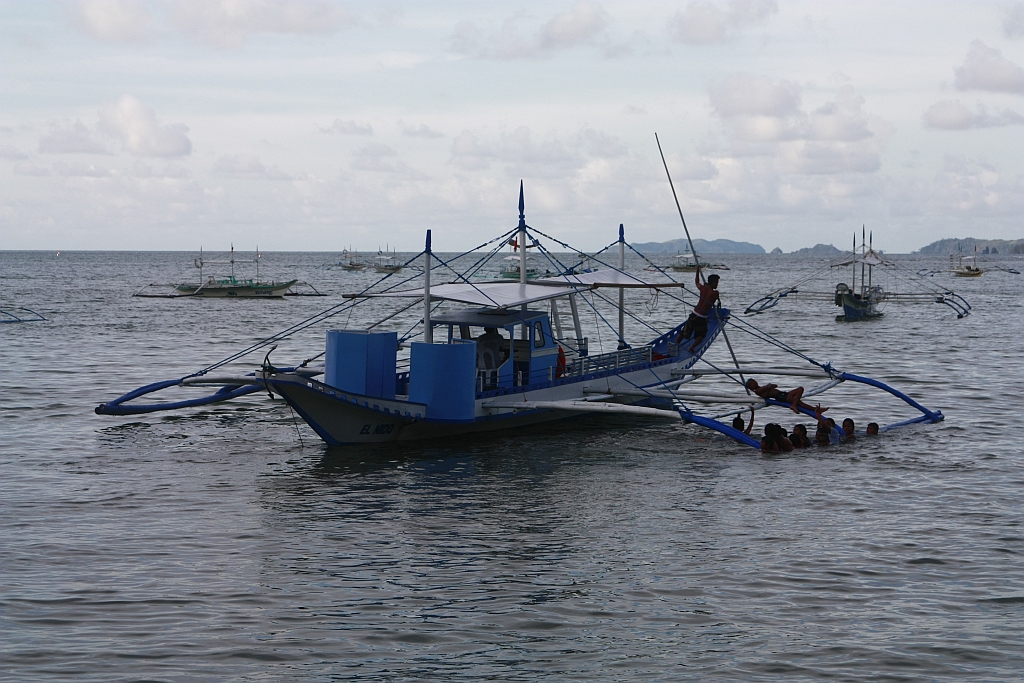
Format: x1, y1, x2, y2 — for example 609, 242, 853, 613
534, 321, 545, 348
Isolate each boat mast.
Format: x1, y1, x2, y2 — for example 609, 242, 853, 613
230, 244, 235, 279
618, 223, 626, 349
423, 230, 432, 344
519, 181, 528, 340
868, 231, 872, 289
860, 226, 866, 297
852, 233, 856, 296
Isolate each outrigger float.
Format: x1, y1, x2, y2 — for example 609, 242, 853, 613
97, 169, 946, 449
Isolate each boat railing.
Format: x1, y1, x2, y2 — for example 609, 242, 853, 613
567, 345, 653, 377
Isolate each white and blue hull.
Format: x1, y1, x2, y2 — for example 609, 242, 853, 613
268, 354, 696, 445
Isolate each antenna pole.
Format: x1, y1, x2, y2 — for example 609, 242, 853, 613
423, 230, 432, 344
655, 133, 702, 284
618, 223, 626, 349
655, 133, 748, 393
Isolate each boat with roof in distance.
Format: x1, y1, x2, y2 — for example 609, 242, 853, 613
98, 171, 949, 450
745, 227, 972, 320
133, 246, 322, 298
338, 247, 366, 271
950, 246, 984, 277
373, 248, 403, 274
668, 252, 729, 273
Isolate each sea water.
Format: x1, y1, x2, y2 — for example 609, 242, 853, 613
2, 249, 1023, 681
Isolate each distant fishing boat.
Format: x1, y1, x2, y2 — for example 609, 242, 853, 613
745, 227, 972, 319
374, 248, 403, 274
134, 247, 320, 298
950, 247, 984, 277
667, 252, 729, 272
338, 248, 366, 271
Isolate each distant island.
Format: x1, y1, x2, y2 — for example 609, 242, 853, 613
631, 236, 1023, 256
914, 237, 1024, 255
631, 238, 765, 254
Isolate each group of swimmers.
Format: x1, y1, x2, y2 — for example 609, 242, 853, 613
732, 407, 880, 452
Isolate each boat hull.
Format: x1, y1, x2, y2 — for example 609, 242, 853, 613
836, 292, 882, 320
268, 358, 691, 446
175, 280, 298, 297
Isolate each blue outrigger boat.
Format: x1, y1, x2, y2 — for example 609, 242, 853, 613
97, 178, 946, 449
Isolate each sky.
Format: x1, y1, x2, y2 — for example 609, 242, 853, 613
2, 0, 1024, 253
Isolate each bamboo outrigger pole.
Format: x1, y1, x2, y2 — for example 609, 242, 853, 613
654, 133, 750, 395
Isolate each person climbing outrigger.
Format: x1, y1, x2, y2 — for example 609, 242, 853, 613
677, 266, 719, 353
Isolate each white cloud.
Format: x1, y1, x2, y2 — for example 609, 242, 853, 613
53, 161, 111, 177
1004, 3, 1024, 39
0, 144, 29, 160
538, 1, 608, 51
923, 100, 1024, 129
954, 40, 1024, 93
669, 0, 777, 45
709, 74, 800, 118
98, 95, 192, 157
169, 0, 358, 47
399, 122, 444, 138
212, 154, 293, 180
75, 0, 156, 43
449, 132, 494, 171
133, 160, 191, 179
38, 121, 111, 154
13, 163, 51, 176
320, 119, 373, 135
451, 2, 609, 59
351, 143, 399, 172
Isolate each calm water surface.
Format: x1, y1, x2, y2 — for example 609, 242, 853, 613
2, 248, 1023, 681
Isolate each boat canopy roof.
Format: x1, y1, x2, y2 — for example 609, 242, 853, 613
353, 271, 688, 309
431, 308, 548, 327
832, 250, 891, 268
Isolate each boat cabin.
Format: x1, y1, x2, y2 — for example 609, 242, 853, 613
430, 308, 561, 390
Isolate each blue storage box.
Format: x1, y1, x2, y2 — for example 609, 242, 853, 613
324, 330, 397, 399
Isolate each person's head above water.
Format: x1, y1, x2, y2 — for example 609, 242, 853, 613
842, 418, 855, 434
866, 422, 879, 435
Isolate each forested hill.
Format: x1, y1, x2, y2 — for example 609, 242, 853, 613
915, 237, 1024, 255
632, 237, 765, 254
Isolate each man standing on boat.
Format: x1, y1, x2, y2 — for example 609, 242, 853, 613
678, 267, 719, 352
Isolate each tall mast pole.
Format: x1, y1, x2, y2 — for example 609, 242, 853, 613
655, 133, 748, 393
519, 181, 528, 340
423, 230, 432, 344
860, 226, 866, 297
618, 223, 626, 349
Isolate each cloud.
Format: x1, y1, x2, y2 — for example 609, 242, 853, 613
169, 0, 358, 47
707, 76, 885, 175
448, 126, 627, 177
451, 2, 608, 59
923, 100, 1024, 129
1005, 3, 1024, 39
449, 132, 494, 170
320, 119, 373, 135
212, 154, 293, 180
538, 1, 608, 51
133, 160, 191, 179
75, 0, 156, 43
351, 143, 399, 172
38, 121, 111, 154
13, 163, 51, 176
669, 0, 778, 45
0, 145, 29, 160
99, 95, 192, 157
53, 161, 111, 177
710, 74, 800, 118
400, 122, 445, 138
954, 40, 1024, 93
